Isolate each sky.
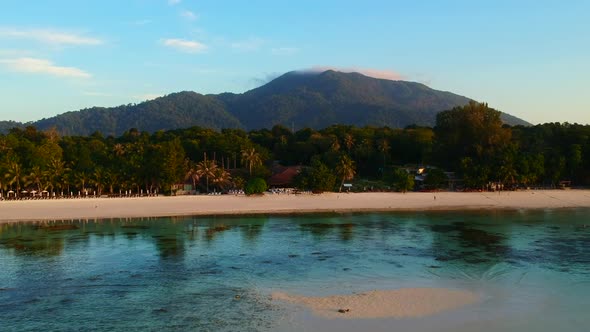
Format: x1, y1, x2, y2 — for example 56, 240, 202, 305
0, 0, 589, 125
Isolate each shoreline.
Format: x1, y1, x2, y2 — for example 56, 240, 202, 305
1, 190, 590, 223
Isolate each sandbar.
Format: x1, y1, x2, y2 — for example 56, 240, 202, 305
272, 288, 480, 319
1, 190, 590, 223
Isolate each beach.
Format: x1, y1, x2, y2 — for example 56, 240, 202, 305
1, 190, 589, 223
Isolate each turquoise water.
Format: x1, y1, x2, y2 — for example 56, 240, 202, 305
1, 210, 589, 331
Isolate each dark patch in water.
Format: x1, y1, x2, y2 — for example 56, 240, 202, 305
60, 298, 75, 304
465, 258, 490, 264
23, 298, 41, 304
435, 255, 459, 262
301, 223, 356, 229
288, 254, 299, 258
34, 224, 79, 231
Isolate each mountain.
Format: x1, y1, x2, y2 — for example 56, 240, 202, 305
32, 92, 243, 136
1, 70, 530, 135
224, 70, 477, 129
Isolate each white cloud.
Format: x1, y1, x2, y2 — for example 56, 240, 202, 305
180, 10, 198, 20
162, 38, 208, 53
134, 93, 163, 101
231, 37, 265, 52
0, 57, 91, 78
271, 47, 299, 56
0, 27, 103, 46
168, 0, 181, 5
302, 66, 404, 80
0, 49, 32, 56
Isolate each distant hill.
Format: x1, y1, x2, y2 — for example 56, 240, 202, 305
0, 70, 530, 135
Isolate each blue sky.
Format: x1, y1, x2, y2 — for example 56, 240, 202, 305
0, 0, 588, 125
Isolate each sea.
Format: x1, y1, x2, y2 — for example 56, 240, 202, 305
1, 209, 589, 331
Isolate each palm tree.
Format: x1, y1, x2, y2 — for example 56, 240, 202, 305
91, 168, 105, 195
377, 138, 390, 171
498, 164, 517, 189
5, 159, 24, 194
196, 159, 217, 193
102, 169, 118, 195
75, 171, 89, 195
28, 166, 46, 192
232, 176, 245, 190
241, 147, 262, 176
212, 168, 232, 192
343, 133, 354, 153
113, 143, 125, 157
185, 162, 201, 192
330, 135, 340, 152
46, 157, 67, 194
0, 163, 7, 198
336, 154, 356, 192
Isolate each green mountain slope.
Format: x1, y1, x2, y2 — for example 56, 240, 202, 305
1, 70, 530, 135
225, 70, 481, 129
34, 92, 243, 136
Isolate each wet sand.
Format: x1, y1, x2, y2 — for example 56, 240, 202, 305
1, 190, 589, 223
272, 288, 481, 319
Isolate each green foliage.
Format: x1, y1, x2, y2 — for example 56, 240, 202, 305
293, 159, 337, 193
392, 168, 415, 193
244, 177, 267, 195
0, 118, 589, 199
434, 101, 511, 170
423, 168, 448, 189
460, 157, 490, 189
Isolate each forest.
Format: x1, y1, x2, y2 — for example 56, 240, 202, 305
0, 102, 588, 197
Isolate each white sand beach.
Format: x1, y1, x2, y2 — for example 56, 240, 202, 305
272, 288, 480, 319
1, 190, 590, 223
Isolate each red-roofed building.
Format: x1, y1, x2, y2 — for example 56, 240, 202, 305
268, 165, 302, 187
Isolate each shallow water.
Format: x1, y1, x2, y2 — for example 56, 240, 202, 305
1, 209, 589, 331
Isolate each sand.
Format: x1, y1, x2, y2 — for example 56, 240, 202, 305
272, 288, 481, 319
1, 190, 589, 223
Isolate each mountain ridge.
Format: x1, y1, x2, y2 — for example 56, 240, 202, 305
0, 70, 530, 135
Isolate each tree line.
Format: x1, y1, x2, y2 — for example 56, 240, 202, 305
0, 102, 588, 196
